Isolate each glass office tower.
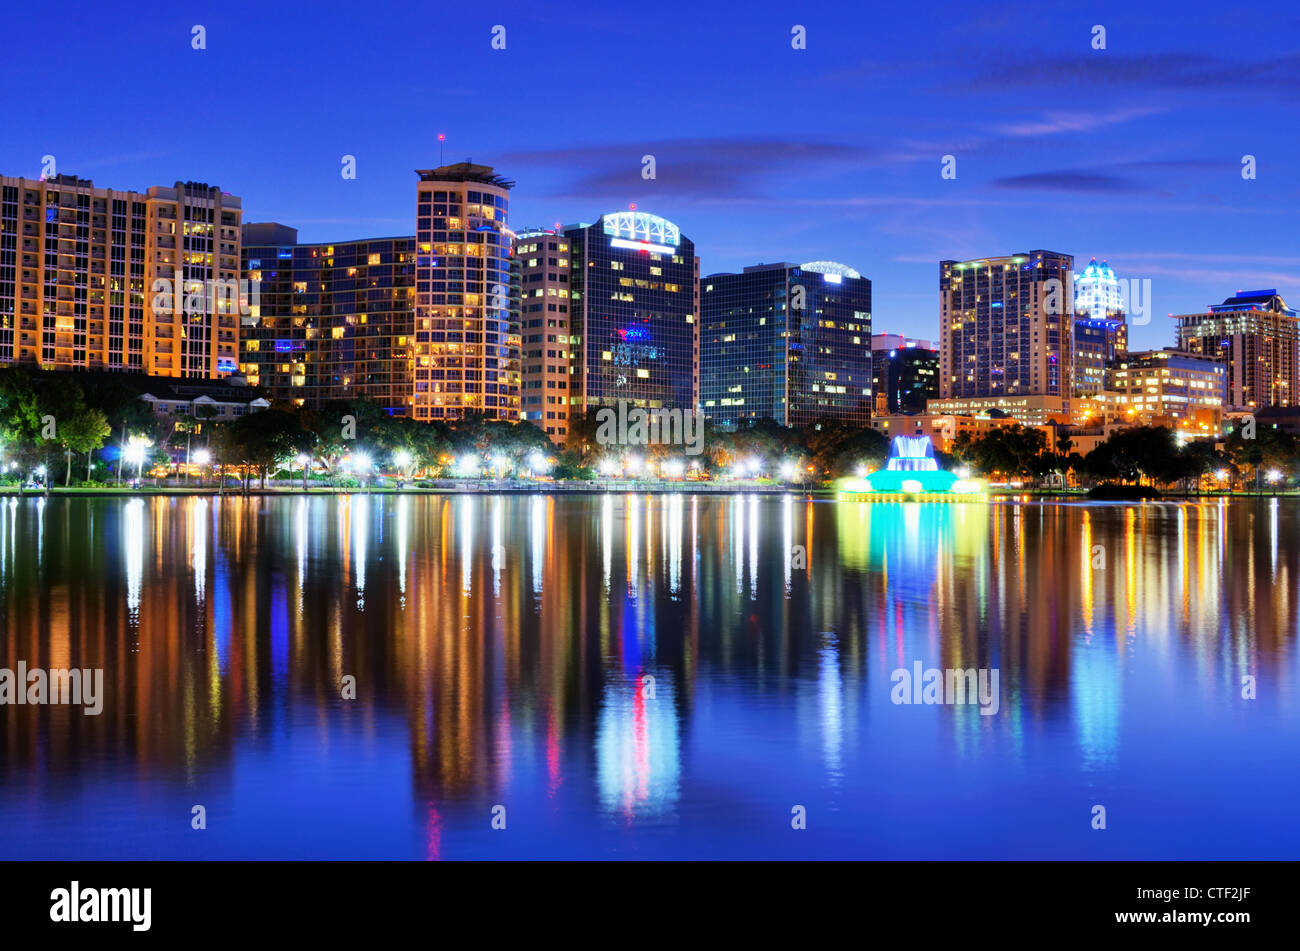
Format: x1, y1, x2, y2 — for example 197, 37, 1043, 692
565, 212, 699, 417
702, 261, 872, 428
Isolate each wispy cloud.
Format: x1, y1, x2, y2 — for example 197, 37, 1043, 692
971, 52, 1300, 96
995, 106, 1164, 137
502, 138, 875, 199
991, 171, 1146, 194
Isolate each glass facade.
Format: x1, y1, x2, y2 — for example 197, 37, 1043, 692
702, 261, 871, 428
240, 226, 416, 414
566, 213, 698, 416
1073, 316, 1127, 398
871, 344, 939, 415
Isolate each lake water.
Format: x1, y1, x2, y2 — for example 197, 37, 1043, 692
0, 494, 1296, 859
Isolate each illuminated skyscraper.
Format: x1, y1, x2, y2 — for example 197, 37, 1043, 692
240, 223, 416, 413
0, 173, 242, 377
563, 211, 698, 420
939, 251, 1073, 400
1072, 258, 1128, 398
702, 262, 872, 427
1174, 289, 1300, 409
411, 163, 518, 421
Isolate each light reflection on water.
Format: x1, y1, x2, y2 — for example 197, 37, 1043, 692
0, 494, 1297, 859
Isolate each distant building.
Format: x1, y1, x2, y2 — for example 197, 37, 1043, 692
0, 173, 243, 378
869, 412, 998, 452
140, 386, 270, 421
939, 251, 1074, 401
565, 211, 699, 422
412, 163, 518, 422
240, 224, 416, 414
514, 228, 575, 442
871, 333, 938, 415
1106, 348, 1225, 432
1174, 289, 1300, 410
1072, 259, 1128, 399
702, 261, 871, 428
926, 394, 1070, 428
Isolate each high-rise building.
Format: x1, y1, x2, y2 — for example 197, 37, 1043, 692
939, 251, 1073, 401
240, 223, 416, 413
701, 261, 871, 428
1072, 258, 1128, 399
412, 163, 518, 422
1173, 289, 1300, 410
0, 173, 242, 377
514, 227, 575, 441
870, 333, 938, 415
565, 211, 698, 420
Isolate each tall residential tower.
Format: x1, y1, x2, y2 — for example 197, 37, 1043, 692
0, 173, 242, 377
412, 163, 518, 422
1174, 290, 1300, 410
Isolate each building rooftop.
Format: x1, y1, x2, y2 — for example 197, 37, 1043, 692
415, 163, 515, 188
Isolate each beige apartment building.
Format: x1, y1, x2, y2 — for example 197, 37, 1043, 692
0, 173, 242, 377
411, 163, 519, 422
514, 228, 575, 442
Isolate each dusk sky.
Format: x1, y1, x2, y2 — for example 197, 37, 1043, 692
3, 0, 1297, 350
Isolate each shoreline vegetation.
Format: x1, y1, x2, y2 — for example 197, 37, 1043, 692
3, 368, 1298, 500
0, 481, 1294, 500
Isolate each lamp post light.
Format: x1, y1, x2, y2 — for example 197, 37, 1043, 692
1267, 468, 1282, 497
193, 449, 212, 488
526, 452, 550, 479
393, 449, 413, 488
124, 438, 148, 487
352, 451, 372, 493
297, 453, 310, 492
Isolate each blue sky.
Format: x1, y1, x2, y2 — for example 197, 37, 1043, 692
2, 0, 1297, 349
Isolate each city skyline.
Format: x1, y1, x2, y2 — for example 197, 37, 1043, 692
3, 0, 1296, 354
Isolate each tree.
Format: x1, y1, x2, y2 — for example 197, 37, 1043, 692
58, 407, 112, 485
228, 409, 306, 491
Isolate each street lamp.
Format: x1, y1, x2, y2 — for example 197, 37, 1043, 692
296, 452, 310, 491
393, 449, 412, 490
352, 451, 372, 492
124, 438, 149, 485
193, 448, 211, 487
1267, 468, 1282, 497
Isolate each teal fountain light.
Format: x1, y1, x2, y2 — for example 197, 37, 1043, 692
838, 435, 982, 498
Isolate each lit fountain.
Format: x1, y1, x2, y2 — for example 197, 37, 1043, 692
837, 435, 983, 500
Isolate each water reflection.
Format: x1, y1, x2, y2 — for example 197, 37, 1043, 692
0, 495, 1297, 859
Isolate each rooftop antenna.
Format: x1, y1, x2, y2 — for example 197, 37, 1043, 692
437, 133, 445, 165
